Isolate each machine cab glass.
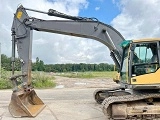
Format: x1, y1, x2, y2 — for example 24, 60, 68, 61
121, 47, 129, 83
132, 42, 159, 76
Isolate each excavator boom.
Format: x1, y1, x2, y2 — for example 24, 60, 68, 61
13, 5, 124, 71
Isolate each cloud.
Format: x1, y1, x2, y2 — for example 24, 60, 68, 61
95, 7, 100, 11
0, 0, 113, 64
111, 0, 160, 39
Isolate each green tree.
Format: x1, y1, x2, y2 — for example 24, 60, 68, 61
1, 54, 11, 71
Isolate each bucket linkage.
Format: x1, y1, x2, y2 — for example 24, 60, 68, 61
8, 74, 45, 117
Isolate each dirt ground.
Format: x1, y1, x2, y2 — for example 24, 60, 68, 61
54, 76, 119, 89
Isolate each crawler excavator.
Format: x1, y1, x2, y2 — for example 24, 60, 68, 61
9, 5, 160, 119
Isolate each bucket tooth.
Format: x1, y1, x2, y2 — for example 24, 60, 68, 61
8, 90, 46, 117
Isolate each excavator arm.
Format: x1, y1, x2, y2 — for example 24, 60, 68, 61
12, 6, 124, 80
9, 5, 124, 117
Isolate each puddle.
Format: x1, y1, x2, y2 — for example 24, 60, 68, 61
55, 85, 64, 88
74, 82, 87, 85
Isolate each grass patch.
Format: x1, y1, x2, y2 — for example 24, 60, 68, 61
0, 69, 12, 89
32, 72, 56, 89
0, 70, 56, 89
57, 71, 117, 79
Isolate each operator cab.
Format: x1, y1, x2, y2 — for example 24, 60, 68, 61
120, 39, 160, 87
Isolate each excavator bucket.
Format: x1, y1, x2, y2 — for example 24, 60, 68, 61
8, 89, 45, 117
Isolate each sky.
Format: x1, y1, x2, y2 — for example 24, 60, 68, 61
1, 0, 160, 64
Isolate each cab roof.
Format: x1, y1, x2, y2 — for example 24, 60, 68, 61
132, 38, 160, 43
120, 38, 160, 48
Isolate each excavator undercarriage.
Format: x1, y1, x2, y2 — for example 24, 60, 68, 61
94, 88, 160, 120
103, 93, 160, 120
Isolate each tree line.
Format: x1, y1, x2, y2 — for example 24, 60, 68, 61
1, 54, 116, 72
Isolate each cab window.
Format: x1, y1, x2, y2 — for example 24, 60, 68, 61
121, 47, 129, 83
132, 42, 158, 76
